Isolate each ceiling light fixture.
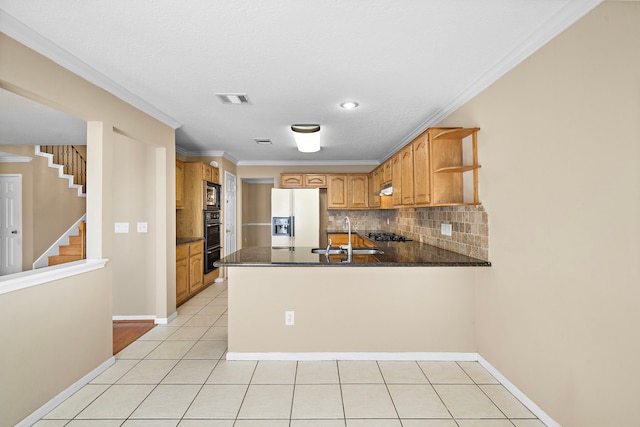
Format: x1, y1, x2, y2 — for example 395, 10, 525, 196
340, 101, 359, 110
291, 124, 321, 153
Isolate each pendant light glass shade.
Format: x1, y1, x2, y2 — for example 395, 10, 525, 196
291, 124, 321, 153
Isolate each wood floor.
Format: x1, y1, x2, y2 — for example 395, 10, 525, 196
112, 320, 155, 355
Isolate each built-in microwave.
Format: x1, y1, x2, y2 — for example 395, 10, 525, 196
204, 181, 221, 210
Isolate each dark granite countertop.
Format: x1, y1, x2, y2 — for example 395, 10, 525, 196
177, 237, 204, 246
215, 232, 491, 267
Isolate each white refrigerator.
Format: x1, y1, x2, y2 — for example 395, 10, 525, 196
271, 188, 320, 247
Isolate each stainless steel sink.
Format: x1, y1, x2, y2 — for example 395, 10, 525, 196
351, 248, 384, 255
311, 248, 345, 255
311, 247, 384, 255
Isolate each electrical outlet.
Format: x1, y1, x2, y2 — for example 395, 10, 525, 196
285, 311, 295, 326
137, 222, 148, 233
441, 223, 452, 236
114, 222, 129, 233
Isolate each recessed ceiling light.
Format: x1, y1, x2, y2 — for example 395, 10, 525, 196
340, 101, 359, 110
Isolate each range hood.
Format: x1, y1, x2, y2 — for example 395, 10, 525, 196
379, 182, 393, 196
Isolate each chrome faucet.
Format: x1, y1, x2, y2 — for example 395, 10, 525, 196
340, 216, 353, 262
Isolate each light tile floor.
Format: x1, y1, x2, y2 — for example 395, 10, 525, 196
34, 281, 547, 427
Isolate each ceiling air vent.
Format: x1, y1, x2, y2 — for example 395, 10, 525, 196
215, 93, 251, 105
254, 138, 272, 145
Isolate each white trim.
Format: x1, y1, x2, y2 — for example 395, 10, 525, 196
15, 356, 115, 427
478, 354, 560, 427
0, 258, 109, 295
156, 311, 178, 325
0, 10, 182, 130
112, 315, 155, 321
226, 352, 478, 362
0, 152, 33, 162
33, 214, 86, 269
111, 311, 178, 324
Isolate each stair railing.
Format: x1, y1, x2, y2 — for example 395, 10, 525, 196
39, 145, 87, 193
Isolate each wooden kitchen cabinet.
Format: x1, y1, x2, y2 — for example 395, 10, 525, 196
176, 240, 204, 306
369, 167, 381, 208
280, 173, 327, 188
178, 162, 220, 237
176, 245, 189, 304
176, 159, 184, 209
304, 174, 327, 188
348, 174, 369, 209
413, 131, 430, 205
391, 154, 402, 207
383, 159, 392, 183
327, 174, 348, 209
400, 144, 414, 206
188, 241, 204, 294
429, 127, 480, 206
281, 173, 304, 188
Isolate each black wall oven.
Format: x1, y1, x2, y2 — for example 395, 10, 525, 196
204, 210, 221, 274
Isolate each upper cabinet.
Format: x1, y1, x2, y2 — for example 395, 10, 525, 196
348, 174, 369, 209
400, 144, 414, 206
176, 159, 184, 209
428, 127, 480, 206
327, 174, 369, 209
327, 174, 348, 209
412, 131, 430, 206
391, 153, 402, 207
281, 173, 327, 188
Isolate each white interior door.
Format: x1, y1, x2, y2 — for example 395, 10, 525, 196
224, 171, 237, 255
0, 174, 22, 275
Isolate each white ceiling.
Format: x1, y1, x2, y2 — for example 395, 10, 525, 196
0, 0, 601, 165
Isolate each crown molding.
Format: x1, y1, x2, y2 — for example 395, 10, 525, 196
0, 10, 182, 130
382, 0, 603, 162
236, 159, 380, 167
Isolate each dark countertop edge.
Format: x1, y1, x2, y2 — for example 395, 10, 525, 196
177, 237, 204, 245
215, 261, 491, 267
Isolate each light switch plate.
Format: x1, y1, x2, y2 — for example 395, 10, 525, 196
137, 222, 148, 233
114, 222, 129, 233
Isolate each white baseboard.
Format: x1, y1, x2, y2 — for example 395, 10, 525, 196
112, 315, 155, 321
478, 354, 560, 427
16, 356, 115, 427
111, 312, 178, 325
156, 311, 178, 325
226, 352, 478, 362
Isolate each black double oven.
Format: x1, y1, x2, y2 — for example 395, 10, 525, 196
204, 185, 221, 274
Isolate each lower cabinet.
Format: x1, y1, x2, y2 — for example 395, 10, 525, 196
176, 241, 204, 306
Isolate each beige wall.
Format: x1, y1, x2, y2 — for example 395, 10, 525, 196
241, 182, 273, 247
0, 33, 175, 425
112, 132, 157, 316
228, 266, 477, 353
439, 2, 640, 426
0, 145, 86, 269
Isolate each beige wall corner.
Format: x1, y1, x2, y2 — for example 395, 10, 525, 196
438, 2, 640, 426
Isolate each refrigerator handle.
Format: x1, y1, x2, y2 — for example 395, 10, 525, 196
289, 216, 295, 237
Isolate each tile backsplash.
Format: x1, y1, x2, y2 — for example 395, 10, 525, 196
327, 205, 489, 261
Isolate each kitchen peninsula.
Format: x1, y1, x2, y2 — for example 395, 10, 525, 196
216, 232, 490, 360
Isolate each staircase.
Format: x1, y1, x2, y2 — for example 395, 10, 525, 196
36, 145, 87, 196
48, 221, 86, 266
